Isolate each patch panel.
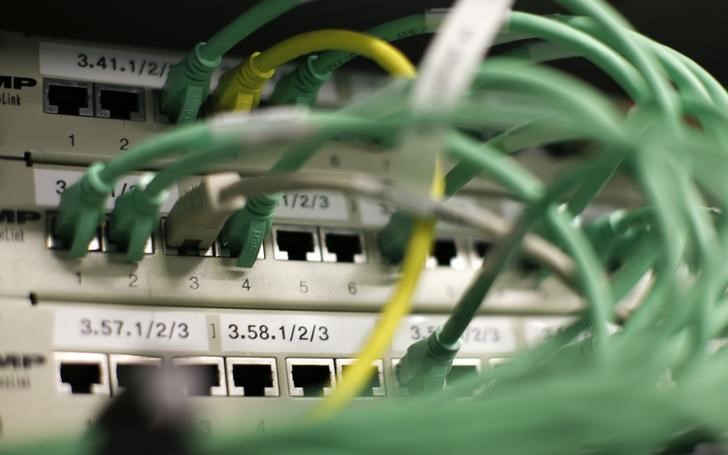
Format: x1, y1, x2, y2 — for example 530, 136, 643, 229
49, 350, 510, 403
45, 209, 512, 278
0, 295, 573, 445
0, 162, 577, 312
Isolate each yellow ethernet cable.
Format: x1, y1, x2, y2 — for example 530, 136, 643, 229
317, 161, 444, 417
213, 29, 416, 111
217, 28, 425, 414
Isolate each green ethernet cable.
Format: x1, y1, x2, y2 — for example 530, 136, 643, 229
237, 7, 647, 266
54, 110, 388, 258
376, 10, 717, 264
111, 57, 630, 264
160, 0, 307, 123
30, 0, 728, 452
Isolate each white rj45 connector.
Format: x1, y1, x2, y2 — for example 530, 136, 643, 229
165, 172, 246, 249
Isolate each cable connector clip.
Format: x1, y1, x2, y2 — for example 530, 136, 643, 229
267, 55, 331, 106
166, 173, 246, 251
53, 162, 113, 258
220, 193, 280, 268
214, 52, 276, 112
377, 211, 414, 264
160, 42, 221, 124
108, 174, 168, 262
395, 327, 461, 395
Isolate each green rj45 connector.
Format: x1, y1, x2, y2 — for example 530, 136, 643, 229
53, 163, 114, 258
395, 327, 461, 395
160, 43, 221, 124
108, 179, 169, 263
267, 55, 331, 107
220, 193, 280, 268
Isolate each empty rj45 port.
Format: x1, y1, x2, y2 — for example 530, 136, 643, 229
516, 256, 541, 274
446, 359, 481, 386
95, 84, 145, 121
55, 352, 110, 395
286, 359, 335, 397
471, 239, 492, 268
273, 226, 321, 261
321, 230, 366, 263
336, 359, 385, 397
446, 359, 482, 397
174, 357, 226, 396
427, 237, 466, 269
109, 354, 161, 395
226, 358, 279, 397
43, 78, 94, 117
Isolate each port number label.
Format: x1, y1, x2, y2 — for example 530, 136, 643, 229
275, 191, 348, 221
220, 312, 375, 354
34, 168, 178, 211
40, 42, 179, 88
54, 307, 209, 351
393, 315, 517, 354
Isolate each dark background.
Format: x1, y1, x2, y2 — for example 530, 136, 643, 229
1, 1, 725, 89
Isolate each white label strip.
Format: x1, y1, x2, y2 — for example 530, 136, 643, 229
39, 41, 244, 90
357, 196, 475, 230
411, 0, 513, 111
523, 318, 621, 347
54, 307, 209, 352
220, 313, 376, 354
275, 191, 349, 221
523, 317, 574, 346
357, 198, 395, 227
40, 42, 181, 88
393, 315, 517, 354
34, 168, 179, 212
395, 0, 513, 193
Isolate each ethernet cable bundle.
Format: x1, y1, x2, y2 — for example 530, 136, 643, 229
16, 0, 728, 453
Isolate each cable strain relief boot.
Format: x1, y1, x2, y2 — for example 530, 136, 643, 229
395, 327, 461, 395
160, 42, 221, 124
214, 52, 275, 112
377, 211, 415, 264
268, 55, 331, 106
54, 162, 113, 258
109, 179, 168, 262
220, 193, 280, 268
